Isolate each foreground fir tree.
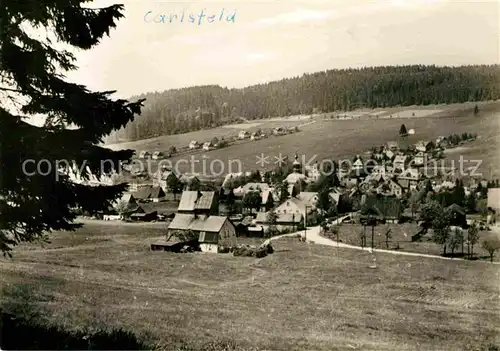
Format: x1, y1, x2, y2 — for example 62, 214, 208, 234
0, 1, 144, 254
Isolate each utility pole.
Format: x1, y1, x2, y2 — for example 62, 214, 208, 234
304, 206, 308, 241
371, 221, 375, 249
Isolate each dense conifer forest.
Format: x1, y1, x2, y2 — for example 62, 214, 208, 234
107, 64, 500, 143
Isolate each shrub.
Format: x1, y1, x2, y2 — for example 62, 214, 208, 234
0, 309, 153, 350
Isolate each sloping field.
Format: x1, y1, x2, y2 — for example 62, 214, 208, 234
163, 102, 500, 176
0, 221, 499, 350
106, 120, 304, 153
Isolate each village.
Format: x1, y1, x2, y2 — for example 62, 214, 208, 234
75, 124, 500, 261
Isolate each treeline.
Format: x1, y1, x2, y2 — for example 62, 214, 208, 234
107, 64, 500, 143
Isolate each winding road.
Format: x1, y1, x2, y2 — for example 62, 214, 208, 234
263, 215, 500, 265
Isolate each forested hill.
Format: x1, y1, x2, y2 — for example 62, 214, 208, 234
106, 64, 500, 143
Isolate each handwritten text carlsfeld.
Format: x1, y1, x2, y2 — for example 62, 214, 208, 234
144, 9, 236, 25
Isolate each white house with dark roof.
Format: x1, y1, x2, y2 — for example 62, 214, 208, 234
255, 212, 303, 233
397, 168, 421, 191
393, 155, 409, 171
139, 151, 151, 159
168, 214, 236, 253
189, 140, 200, 149
233, 182, 270, 197
275, 192, 318, 218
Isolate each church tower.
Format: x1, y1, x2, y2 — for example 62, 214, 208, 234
292, 152, 302, 173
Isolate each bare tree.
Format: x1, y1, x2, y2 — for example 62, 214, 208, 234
467, 221, 480, 259
449, 229, 462, 255
384, 227, 392, 249
482, 238, 500, 263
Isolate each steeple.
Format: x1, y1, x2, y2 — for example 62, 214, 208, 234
292, 152, 302, 173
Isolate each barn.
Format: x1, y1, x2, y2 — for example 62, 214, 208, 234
168, 214, 236, 253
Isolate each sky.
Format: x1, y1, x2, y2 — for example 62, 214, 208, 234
4, 0, 488, 104
61, 0, 499, 99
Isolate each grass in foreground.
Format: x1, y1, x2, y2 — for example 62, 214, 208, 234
0, 221, 499, 350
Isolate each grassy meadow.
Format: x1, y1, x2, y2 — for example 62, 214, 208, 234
323, 223, 500, 262
1, 221, 500, 350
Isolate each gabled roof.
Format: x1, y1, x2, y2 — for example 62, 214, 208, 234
168, 213, 229, 232
134, 186, 153, 199
353, 159, 363, 167
394, 155, 408, 164
296, 192, 318, 205
329, 192, 341, 204
362, 195, 402, 219
255, 211, 303, 224
121, 193, 135, 204
179, 174, 199, 184
285, 172, 307, 184
178, 191, 216, 211
398, 168, 420, 179
241, 182, 270, 193
276, 197, 315, 216
158, 170, 177, 181
446, 203, 466, 216
262, 189, 272, 205
150, 186, 165, 199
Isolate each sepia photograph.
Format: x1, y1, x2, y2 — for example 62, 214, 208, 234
0, 0, 499, 350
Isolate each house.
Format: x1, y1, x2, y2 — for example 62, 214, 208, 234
255, 212, 303, 233
393, 155, 409, 171
189, 140, 200, 150
261, 189, 274, 212
233, 182, 270, 197
445, 203, 467, 227
108, 194, 144, 219
250, 132, 261, 141
168, 214, 236, 253
413, 151, 426, 166
352, 157, 364, 172
328, 190, 344, 212
238, 131, 249, 139
138, 151, 151, 159
384, 149, 395, 161
285, 172, 308, 186
415, 140, 436, 153
130, 210, 158, 222
487, 188, 500, 212
152, 151, 164, 160
305, 162, 322, 182
376, 179, 403, 198
437, 137, 449, 149
177, 190, 218, 215
150, 186, 166, 202
221, 172, 252, 189
385, 141, 399, 152
155, 169, 179, 192
371, 165, 387, 175
179, 174, 200, 189
360, 195, 402, 224
202, 141, 214, 151
134, 186, 165, 202
273, 127, 286, 135
398, 168, 421, 191
275, 193, 317, 219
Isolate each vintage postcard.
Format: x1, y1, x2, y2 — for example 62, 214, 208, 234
0, 0, 499, 350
